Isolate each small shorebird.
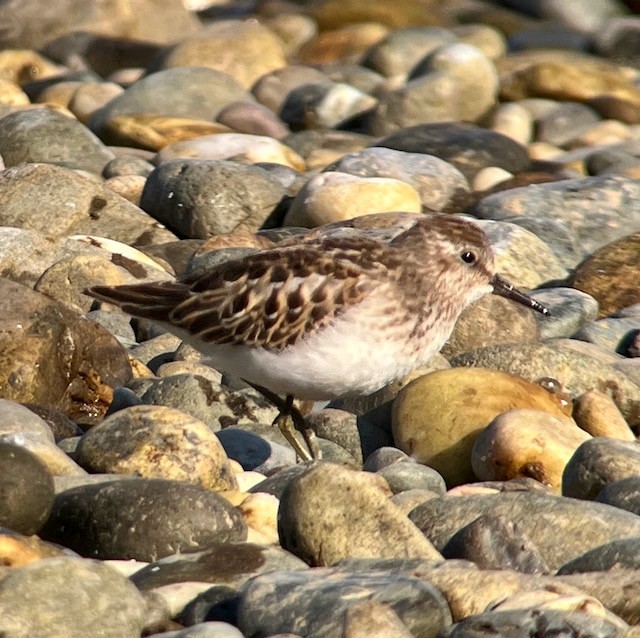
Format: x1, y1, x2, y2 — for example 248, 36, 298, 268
87, 214, 548, 460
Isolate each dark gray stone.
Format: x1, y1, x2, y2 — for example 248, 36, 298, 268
558, 537, 640, 574
563, 438, 640, 500
40, 478, 247, 561
140, 160, 285, 239
0, 442, 54, 535
377, 461, 447, 496
375, 123, 530, 180
596, 476, 640, 516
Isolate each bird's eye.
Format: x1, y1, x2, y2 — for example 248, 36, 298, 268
460, 251, 477, 264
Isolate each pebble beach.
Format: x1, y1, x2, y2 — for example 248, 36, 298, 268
2, 0, 640, 636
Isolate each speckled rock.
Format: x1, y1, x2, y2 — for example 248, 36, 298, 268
76, 405, 238, 492
596, 476, 640, 516
0, 108, 115, 173
237, 567, 451, 638
472, 175, 640, 257
283, 172, 422, 227
450, 341, 640, 429
442, 514, 550, 574
325, 147, 468, 212
41, 478, 247, 561
140, 160, 286, 238
471, 409, 590, 492
0, 557, 147, 638
563, 438, 640, 500
392, 368, 571, 486
0, 163, 172, 245
278, 462, 441, 565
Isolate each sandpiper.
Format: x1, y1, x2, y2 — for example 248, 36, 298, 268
87, 214, 548, 460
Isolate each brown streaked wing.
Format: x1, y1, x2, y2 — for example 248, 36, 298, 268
170, 242, 383, 350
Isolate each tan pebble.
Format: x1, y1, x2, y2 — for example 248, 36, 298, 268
0, 50, 62, 85
235, 470, 267, 491
392, 368, 573, 487
471, 409, 591, 492
76, 405, 238, 492
488, 102, 533, 145
103, 175, 146, 206
37, 79, 82, 106
218, 490, 249, 506
238, 492, 279, 545
284, 172, 422, 228
278, 462, 441, 565
0, 532, 67, 567
566, 119, 631, 149
446, 485, 501, 496
155, 360, 222, 384
573, 389, 635, 441
103, 115, 232, 151
128, 356, 155, 379
228, 459, 245, 475
473, 167, 514, 192
0, 78, 29, 106
68, 82, 124, 124
528, 141, 564, 161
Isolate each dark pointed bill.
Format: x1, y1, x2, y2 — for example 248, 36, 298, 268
491, 274, 550, 316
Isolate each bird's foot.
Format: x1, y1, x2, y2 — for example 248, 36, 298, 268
245, 382, 322, 461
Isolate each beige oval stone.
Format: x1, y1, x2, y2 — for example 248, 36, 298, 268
103, 174, 146, 206
0, 50, 62, 85
471, 409, 591, 492
473, 166, 513, 192
284, 172, 422, 228
76, 405, 238, 492
392, 368, 573, 487
68, 82, 124, 124
278, 462, 441, 565
0, 78, 29, 107
572, 389, 635, 441
36, 81, 84, 108
156, 133, 305, 170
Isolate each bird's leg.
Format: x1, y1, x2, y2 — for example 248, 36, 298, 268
243, 381, 321, 461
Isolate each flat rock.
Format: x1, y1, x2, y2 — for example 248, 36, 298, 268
237, 567, 451, 638
131, 541, 307, 591
376, 122, 530, 180
89, 67, 251, 141
0, 556, 147, 638
410, 491, 640, 571
40, 477, 247, 561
